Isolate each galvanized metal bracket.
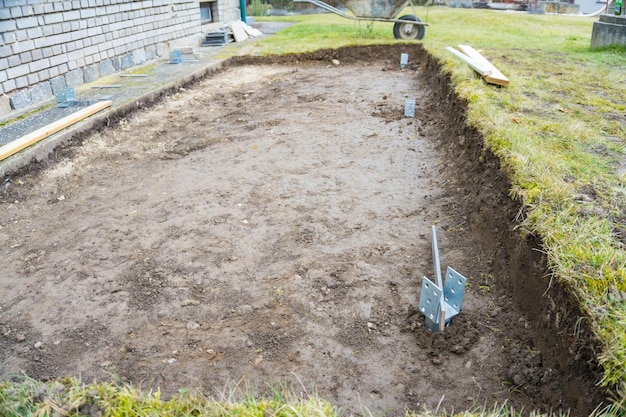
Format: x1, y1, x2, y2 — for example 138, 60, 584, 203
56, 87, 76, 107
169, 50, 182, 64
418, 225, 467, 334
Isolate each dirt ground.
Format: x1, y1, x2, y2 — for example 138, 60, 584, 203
0, 45, 604, 416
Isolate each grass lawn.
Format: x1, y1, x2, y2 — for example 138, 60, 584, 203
248, 8, 626, 413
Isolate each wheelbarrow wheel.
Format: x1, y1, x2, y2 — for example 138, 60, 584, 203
393, 15, 425, 40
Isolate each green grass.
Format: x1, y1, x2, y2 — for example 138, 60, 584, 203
0, 103, 55, 128
0, 375, 340, 417
0, 374, 439, 417
251, 8, 626, 412
3, 375, 619, 417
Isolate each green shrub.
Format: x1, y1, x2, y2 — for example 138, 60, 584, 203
248, 0, 271, 16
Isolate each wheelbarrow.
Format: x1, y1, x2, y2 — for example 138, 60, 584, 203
293, 0, 428, 40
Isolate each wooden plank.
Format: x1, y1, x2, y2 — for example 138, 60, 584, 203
0, 100, 112, 162
458, 44, 509, 87
445, 46, 492, 76
231, 21, 249, 42
242, 22, 263, 37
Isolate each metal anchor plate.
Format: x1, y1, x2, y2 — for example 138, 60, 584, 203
418, 225, 468, 333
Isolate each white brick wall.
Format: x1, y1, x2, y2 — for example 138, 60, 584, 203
0, 0, 240, 111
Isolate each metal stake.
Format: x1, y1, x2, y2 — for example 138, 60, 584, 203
400, 53, 409, 68
419, 225, 467, 334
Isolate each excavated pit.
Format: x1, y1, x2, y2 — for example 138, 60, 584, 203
0, 44, 606, 416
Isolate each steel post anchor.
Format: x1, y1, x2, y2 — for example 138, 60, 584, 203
418, 225, 467, 334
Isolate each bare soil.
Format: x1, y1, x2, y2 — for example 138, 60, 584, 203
0, 45, 605, 416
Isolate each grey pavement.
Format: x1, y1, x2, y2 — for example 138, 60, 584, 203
0, 21, 293, 179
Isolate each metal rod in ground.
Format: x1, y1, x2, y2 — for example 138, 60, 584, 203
431, 225, 442, 288
431, 225, 446, 333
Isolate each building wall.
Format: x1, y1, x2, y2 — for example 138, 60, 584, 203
0, 0, 239, 113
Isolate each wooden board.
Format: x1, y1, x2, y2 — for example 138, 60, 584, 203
231, 21, 249, 42
458, 44, 509, 87
0, 100, 112, 162
445, 46, 491, 76
243, 22, 263, 37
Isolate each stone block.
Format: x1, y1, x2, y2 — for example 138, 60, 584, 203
43, 12, 64, 24
63, 10, 80, 20
48, 66, 60, 78
591, 15, 626, 48
120, 53, 133, 70
3, 32, 17, 44
111, 56, 121, 71
5, 52, 18, 67
80, 8, 96, 18
9, 88, 32, 110
15, 76, 28, 89
19, 51, 32, 64
49, 54, 68, 67
83, 64, 99, 82
84, 44, 99, 56
30, 81, 52, 103
21, 5, 34, 16
0, 95, 12, 117
7, 63, 30, 80
11, 39, 34, 54
145, 45, 157, 60
50, 75, 66, 93
98, 59, 115, 76
3, 79, 17, 94
27, 26, 42, 39
16, 16, 38, 29
56, 33, 74, 45
132, 48, 147, 65
156, 42, 164, 57
37, 69, 51, 82
29, 58, 50, 72
64, 68, 84, 87
27, 73, 38, 85
31, 48, 43, 61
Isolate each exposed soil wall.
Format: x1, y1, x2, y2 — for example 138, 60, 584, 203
416, 45, 606, 412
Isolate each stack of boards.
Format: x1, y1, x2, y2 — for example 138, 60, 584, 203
446, 44, 509, 87
203, 21, 263, 46
203, 30, 230, 46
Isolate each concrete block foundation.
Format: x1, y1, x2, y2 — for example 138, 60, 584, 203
591, 14, 626, 48
0, 0, 243, 115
